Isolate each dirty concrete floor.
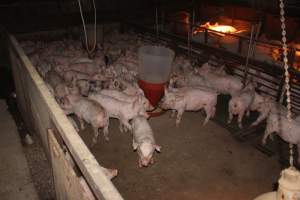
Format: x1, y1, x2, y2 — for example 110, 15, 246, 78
0, 100, 39, 200
78, 111, 281, 200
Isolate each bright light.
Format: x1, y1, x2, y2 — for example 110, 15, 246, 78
193, 22, 240, 37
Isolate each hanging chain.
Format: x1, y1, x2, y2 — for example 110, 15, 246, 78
279, 0, 294, 167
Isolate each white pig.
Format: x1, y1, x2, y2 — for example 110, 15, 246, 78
228, 81, 256, 128
131, 116, 161, 167
68, 62, 100, 76
76, 79, 90, 97
160, 87, 218, 126
88, 93, 149, 133
263, 112, 300, 163
60, 94, 109, 147
63, 70, 90, 83
54, 83, 80, 103
197, 63, 243, 96
99, 89, 154, 111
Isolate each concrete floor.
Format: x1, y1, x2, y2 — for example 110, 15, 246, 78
0, 100, 39, 200
78, 111, 281, 200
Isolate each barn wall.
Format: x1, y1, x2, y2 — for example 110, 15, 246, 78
8, 34, 123, 200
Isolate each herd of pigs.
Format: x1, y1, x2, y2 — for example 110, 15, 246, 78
20, 32, 300, 180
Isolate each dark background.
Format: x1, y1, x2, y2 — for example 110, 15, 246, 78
0, 0, 299, 33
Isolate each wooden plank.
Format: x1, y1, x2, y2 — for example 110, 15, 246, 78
8, 35, 123, 200
48, 129, 95, 200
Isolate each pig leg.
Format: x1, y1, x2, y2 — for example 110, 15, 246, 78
237, 111, 245, 129
170, 110, 177, 118
262, 128, 272, 145
75, 114, 85, 130
103, 124, 109, 141
175, 109, 184, 126
119, 119, 131, 133
138, 159, 143, 168
91, 127, 99, 147
203, 105, 215, 126
227, 111, 233, 124
246, 110, 250, 117
250, 111, 268, 127
119, 121, 125, 133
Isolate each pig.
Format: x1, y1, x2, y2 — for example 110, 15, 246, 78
54, 83, 80, 103
60, 94, 109, 147
250, 93, 290, 127
49, 55, 73, 66
196, 63, 243, 96
228, 81, 256, 128
63, 70, 90, 83
99, 89, 154, 111
170, 72, 212, 89
68, 62, 100, 76
249, 92, 271, 126
45, 70, 63, 89
263, 112, 300, 163
88, 93, 149, 133
131, 116, 161, 167
160, 87, 218, 126
121, 81, 143, 96
76, 79, 90, 97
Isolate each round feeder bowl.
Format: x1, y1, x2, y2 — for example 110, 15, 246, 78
138, 79, 166, 117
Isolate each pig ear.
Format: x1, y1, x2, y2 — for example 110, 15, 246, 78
154, 145, 161, 152
138, 88, 145, 96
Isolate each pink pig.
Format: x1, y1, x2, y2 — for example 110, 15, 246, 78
131, 116, 161, 168
160, 87, 218, 126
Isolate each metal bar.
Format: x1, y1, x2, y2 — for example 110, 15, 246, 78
243, 25, 255, 85
204, 28, 208, 44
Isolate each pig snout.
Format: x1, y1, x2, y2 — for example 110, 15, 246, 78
158, 100, 167, 109
108, 169, 118, 178
139, 157, 152, 167
146, 102, 155, 111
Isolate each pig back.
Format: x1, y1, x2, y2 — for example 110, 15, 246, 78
132, 116, 155, 143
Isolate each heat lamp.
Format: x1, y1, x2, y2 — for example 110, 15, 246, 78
253, 0, 300, 199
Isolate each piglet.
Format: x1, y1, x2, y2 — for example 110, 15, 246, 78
99, 89, 154, 111
60, 94, 109, 147
228, 81, 256, 128
88, 93, 149, 133
76, 79, 90, 97
54, 84, 80, 103
131, 116, 161, 168
160, 87, 218, 126
196, 63, 243, 96
45, 70, 63, 89
263, 112, 300, 163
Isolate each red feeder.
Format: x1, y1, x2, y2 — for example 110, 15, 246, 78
138, 79, 165, 107
138, 46, 175, 117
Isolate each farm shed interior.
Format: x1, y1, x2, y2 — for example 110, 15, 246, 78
1, 0, 300, 200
